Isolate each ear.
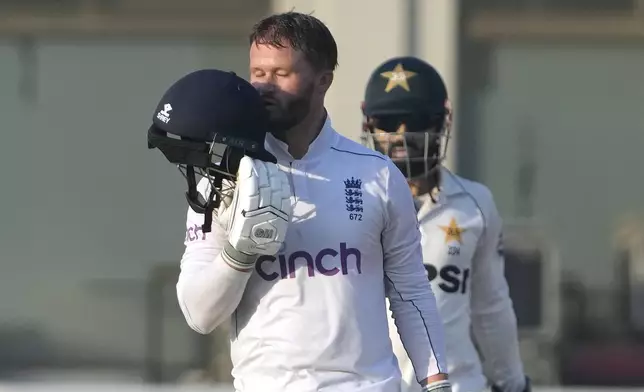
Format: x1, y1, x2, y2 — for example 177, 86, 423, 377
317, 71, 334, 95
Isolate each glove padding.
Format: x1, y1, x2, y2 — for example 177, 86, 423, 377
218, 156, 291, 263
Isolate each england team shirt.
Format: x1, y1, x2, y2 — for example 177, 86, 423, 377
388, 168, 526, 392
176, 116, 447, 392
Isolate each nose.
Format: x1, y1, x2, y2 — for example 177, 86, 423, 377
251, 81, 275, 95
395, 123, 407, 135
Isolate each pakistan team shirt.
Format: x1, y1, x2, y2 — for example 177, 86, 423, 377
388, 168, 526, 392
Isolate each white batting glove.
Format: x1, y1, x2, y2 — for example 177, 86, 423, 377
218, 156, 292, 271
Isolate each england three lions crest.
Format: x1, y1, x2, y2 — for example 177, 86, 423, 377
344, 177, 363, 221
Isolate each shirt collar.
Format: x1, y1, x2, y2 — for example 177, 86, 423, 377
437, 167, 463, 199
265, 114, 337, 162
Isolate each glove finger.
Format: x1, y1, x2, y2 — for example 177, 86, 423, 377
254, 160, 272, 209
266, 164, 283, 209
237, 157, 260, 216
236, 156, 254, 182
223, 183, 239, 231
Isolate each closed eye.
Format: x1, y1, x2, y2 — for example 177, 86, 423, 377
251, 69, 266, 78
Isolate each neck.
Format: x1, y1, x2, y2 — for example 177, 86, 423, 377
408, 166, 441, 198
273, 106, 326, 160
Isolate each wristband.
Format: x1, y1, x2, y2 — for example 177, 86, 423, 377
222, 242, 258, 272
423, 380, 452, 392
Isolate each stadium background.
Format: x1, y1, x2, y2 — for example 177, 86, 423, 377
1, 0, 644, 390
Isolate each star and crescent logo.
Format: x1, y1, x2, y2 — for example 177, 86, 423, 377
380, 63, 417, 93
439, 217, 466, 244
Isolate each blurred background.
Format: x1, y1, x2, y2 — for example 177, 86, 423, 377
1, 0, 643, 391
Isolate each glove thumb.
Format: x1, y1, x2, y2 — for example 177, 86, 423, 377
215, 178, 237, 231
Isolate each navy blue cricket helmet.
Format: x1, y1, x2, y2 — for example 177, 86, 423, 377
148, 69, 275, 232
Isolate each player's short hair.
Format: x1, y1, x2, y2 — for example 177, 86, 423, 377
249, 11, 338, 72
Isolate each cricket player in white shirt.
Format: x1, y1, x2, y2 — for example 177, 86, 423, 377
149, 13, 453, 392
361, 57, 531, 392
